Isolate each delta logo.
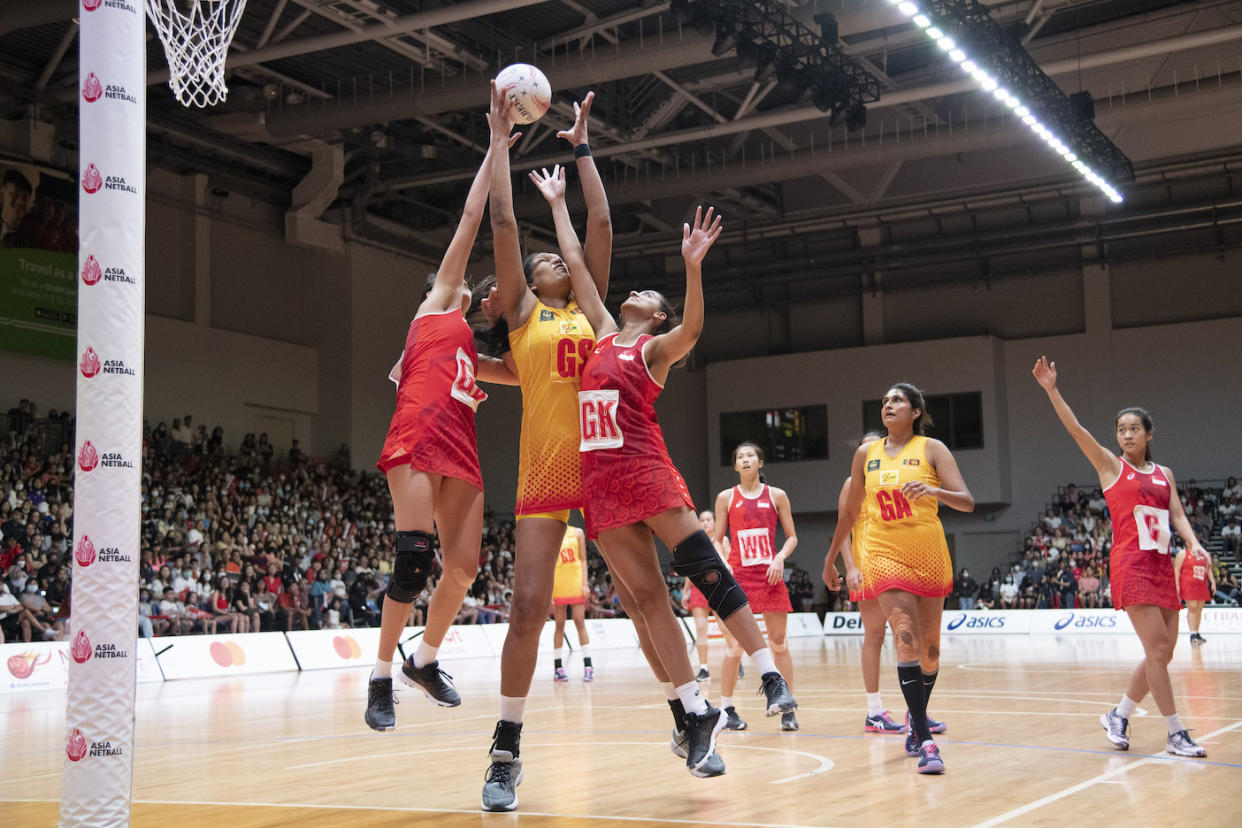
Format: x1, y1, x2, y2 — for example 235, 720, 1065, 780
81, 164, 103, 194
104, 175, 138, 194
946, 613, 1005, 630
75, 535, 96, 567
81, 255, 102, 285
104, 84, 137, 104
81, 72, 103, 102
1053, 612, 1117, 630
79, 347, 102, 378
209, 641, 247, 667
333, 635, 362, 660
7, 650, 52, 680
78, 441, 99, 471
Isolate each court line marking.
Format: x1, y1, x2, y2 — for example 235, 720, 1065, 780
285, 739, 832, 784
0, 799, 831, 828
968, 719, 1242, 828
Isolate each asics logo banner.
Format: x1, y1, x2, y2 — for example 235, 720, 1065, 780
1054, 612, 1117, 630
946, 614, 1005, 630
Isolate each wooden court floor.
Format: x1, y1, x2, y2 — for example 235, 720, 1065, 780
4, 635, 1240, 827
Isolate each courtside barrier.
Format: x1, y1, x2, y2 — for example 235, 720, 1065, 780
825, 608, 1242, 636
285, 627, 383, 670
823, 612, 863, 635
154, 631, 298, 679
941, 610, 1031, 635
701, 611, 822, 640
401, 623, 495, 660
3, 638, 162, 693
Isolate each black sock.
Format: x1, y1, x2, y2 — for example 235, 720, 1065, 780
898, 661, 931, 743
583, 657, 592, 667
668, 698, 686, 730
554, 658, 562, 669
922, 669, 938, 710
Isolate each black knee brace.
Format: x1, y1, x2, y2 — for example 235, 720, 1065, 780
386, 530, 436, 603
672, 530, 748, 619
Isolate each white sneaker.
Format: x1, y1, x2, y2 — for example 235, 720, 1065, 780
1166, 729, 1206, 757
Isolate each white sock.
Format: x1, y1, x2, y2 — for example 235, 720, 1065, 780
660, 681, 678, 701
373, 658, 392, 679
580, 644, 591, 658
749, 647, 777, 676
1165, 713, 1184, 735
499, 695, 526, 724
721, 696, 734, 710
413, 641, 438, 669
699, 663, 709, 672
1117, 695, 1138, 719
554, 647, 564, 663
675, 680, 709, 716
866, 692, 885, 716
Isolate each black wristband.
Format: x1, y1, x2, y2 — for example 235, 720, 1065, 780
573, 143, 592, 159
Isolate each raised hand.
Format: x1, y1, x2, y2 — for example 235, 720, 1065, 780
528, 165, 566, 204
480, 286, 503, 325
487, 79, 515, 142
1032, 355, 1058, 391
682, 205, 723, 266
556, 91, 595, 146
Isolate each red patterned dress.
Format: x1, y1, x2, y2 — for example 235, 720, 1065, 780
376, 309, 487, 491
579, 333, 694, 539
1103, 459, 1179, 611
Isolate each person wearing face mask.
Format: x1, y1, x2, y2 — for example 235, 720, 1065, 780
1000, 574, 1019, 609
955, 568, 978, 610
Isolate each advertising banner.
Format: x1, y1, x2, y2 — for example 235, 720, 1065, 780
153, 632, 298, 679
285, 627, 383, 671
0, 161, 78, 360
1027, 608, 1135, 635
941, 610, 1032, 635
822, 612, 864, 635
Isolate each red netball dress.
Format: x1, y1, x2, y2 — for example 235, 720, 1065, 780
1103, 459, 1180, 611
377, 309, 487, 491
726, 485, 793, 614
1179, 549, 1212, 602
578, 334, 694, 540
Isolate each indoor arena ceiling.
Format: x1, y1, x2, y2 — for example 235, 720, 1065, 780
3, 0, 1242, 297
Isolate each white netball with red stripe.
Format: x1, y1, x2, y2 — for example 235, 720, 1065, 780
495, 63, 552, 124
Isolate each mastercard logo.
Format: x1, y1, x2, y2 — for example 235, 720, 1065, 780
333, 636, 362, 660
209, 641, 247, 667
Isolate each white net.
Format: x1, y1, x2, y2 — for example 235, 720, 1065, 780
146, 0, 248, 108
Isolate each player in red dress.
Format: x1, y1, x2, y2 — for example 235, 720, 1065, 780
1034, 356, 1207, 757
529, 166, 796, 778
364, 137, 519, 731
711, 443, 801, 731
1175, 544, 1216, 646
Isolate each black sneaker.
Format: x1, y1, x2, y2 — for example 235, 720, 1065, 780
398, 657, 461, 707
682, 704, 727, 778
481, 721, 523, 811
724, 705, 748, 731
364, 675, 396, 731
758, 671, 796, 716
781, 711, 799, 731
695, 666, 710, 682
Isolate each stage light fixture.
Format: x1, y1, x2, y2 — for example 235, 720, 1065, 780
899, 0, 1129, 202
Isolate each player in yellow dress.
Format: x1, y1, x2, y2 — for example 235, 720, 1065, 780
827, 383, 973, 775
550, 526, 593, 681
481, 82, 613, 811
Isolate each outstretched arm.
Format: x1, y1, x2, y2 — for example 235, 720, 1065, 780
557, 91, 612, 297
487, 80, 538, 328
1032, 356, 1121, 487
528, 165, 616, 339
645, 206, 722, 381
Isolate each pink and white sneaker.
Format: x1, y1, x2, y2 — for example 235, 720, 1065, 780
553, 667, 568, 682
864, 710, 905, 733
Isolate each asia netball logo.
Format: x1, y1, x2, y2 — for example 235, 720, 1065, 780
81, 164, 103, 194
78, 441, 99, 472
82, 72, 103, 102
81, 255, 102, 285
75, 535, 97, 567
71, 631, 92, 664
80, 347, 101, 378
66, 728, 89, 762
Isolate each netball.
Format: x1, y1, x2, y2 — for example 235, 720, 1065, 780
495, 63, 551, 124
